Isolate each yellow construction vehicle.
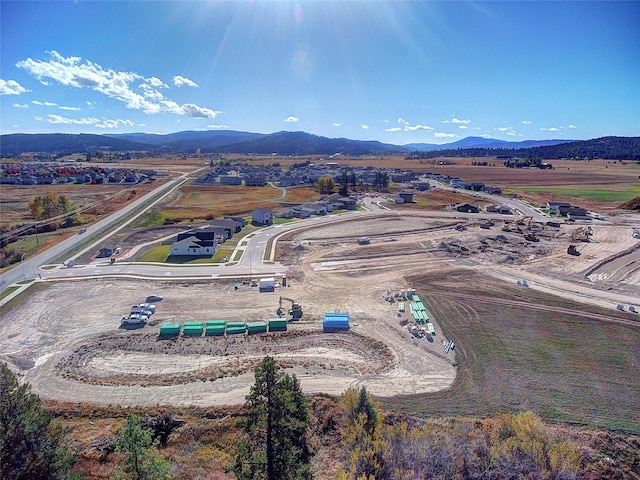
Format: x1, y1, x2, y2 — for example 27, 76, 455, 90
278, 296, 303, 320
571, 226, 590, 242
502, 220, 522, 233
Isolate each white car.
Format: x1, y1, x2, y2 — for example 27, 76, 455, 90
139, 303, 156, 313
121, 314, 147, 325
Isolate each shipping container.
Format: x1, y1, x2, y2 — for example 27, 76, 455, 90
323, 312, 350, 331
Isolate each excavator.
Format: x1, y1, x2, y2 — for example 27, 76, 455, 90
277, 296, 303, 321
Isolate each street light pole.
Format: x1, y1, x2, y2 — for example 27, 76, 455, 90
20, 253, 26, 282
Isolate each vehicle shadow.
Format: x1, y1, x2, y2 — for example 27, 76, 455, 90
119, 323, 146, 331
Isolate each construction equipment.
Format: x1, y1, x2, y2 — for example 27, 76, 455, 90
502, 220, 522, 233
571, 226, 591, 242
523, 233, 539, 242
567, 245, 580, 256
278, 296, 303, 320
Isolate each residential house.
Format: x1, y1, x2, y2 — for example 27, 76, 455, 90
302, 203, 327, 215
395, 191, 415, 204
455, 203, 480, 213
252, 207, 274, 226
547, 201, 572, 214
292, 207, 312, 219
324, 193, 357, 210
220, 175, 242, 185
98, 243, 117, 258
245, 176, 267, 186
210, 218, 244, 235
411, 180, 430, 191
278, 176, 301, 187
486, 204, 512, 214
559, 205, 588, 217
275, 208, 296, 219
466, 182, 485, 191
171, 231, 218, 256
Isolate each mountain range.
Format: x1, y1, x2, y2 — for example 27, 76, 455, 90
1, 130, 638, 160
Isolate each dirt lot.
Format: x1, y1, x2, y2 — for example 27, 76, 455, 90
2, 198, 639, 407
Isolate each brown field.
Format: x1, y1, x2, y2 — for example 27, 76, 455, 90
0, 181, 160, 229
160, 183, 321, 221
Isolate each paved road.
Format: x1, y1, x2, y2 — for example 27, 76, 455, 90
37, 210, 363, 282
0, 175, 187, 294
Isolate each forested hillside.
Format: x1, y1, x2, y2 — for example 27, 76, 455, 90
407, 136, 640, 160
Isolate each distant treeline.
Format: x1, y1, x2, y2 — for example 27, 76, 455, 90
407, 136, 640, 161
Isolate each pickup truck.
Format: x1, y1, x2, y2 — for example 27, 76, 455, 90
121, 314, 148, 325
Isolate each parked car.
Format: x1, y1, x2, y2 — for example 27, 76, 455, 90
146, 294, 163, 302
131, 306, 153, 316
139, 303, 156, 314
78, 228, 87, 234
121, 314, 147, 325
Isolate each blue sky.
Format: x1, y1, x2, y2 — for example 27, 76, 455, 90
1, 1, 638, 144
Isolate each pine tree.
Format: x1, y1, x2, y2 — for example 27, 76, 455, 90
234, 356, 310, 480
111, 414, 173, 480
0, 362, 80, 480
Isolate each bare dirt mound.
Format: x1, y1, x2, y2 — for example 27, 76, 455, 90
58, 330, 394, 387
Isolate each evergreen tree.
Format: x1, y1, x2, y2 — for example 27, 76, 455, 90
0, 362, 80, 480
234, 356, 310, 480
111, 414, 173, 480
338, 387, 387, 480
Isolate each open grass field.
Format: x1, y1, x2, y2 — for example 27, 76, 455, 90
513, 186, 640, 203
383, 268, 640, 433
155, 182, 321, 224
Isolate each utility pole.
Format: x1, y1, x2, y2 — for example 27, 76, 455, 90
20, 253, 26, 282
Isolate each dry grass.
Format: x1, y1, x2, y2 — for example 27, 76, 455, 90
384, 268, 640, 433
281, 186, 321, 203
0, 181, 159, 228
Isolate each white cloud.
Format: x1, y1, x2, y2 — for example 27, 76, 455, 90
568, 124, 576, 129
32, 100, 57, 106
361, 124, 369, 129
285, 116, 299, 123
540, 127, 559, 131
404, 124, 433, 131
496, 127, 513, 132
479, 133, 492, 138
443, 115, 471, 124
59, 106, 81, 111
521, 120, 533, 125
434, 132, 459, 138
45, 114, 134, 129
95, 118, 135, 129
459, 125, 468, 129
173, 75, 198, 88
175, 103, 221, 118
385, 127, 402, 132
17, 51, 221, 118
506, 131, 517, 136
207, 124, 230, 129
451, 116, 470, 124
0, 79, 29, 95
13, 103, 29, 108
47, 114, 99, 125
394, 117, 433, 132
332, 123, 343, 127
